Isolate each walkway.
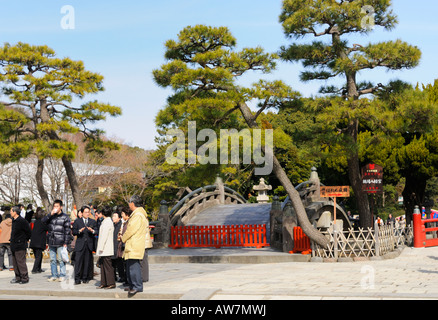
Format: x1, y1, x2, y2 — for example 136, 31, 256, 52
187, 203, 271, 227
0, 246, 437, 300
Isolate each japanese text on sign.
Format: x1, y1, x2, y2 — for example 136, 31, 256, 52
320, 186, 350, 198
362, 163, 383, 193
363, 179, 382, 184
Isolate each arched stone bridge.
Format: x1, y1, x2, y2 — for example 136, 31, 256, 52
169, 182, 248, 226
152, 169, 352, 252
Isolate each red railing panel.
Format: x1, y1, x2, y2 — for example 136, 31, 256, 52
290, 227, 312, 255
170, 224, 269, 249
413, 211, 438, 248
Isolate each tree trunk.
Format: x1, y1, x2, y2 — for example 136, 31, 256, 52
40, 99, 83, 209
36, 158, 51, 210
332, 32, 372, 228
238, 102, 329, 248
272, 156, 329, 247
347, 152, 372, 227
346, 119, 372, 228
402, 173, 427, 226
62, 156, 83, 209
36, 100, 54, 210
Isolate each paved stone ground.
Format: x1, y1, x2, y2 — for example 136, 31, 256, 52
0, 246, 437, 300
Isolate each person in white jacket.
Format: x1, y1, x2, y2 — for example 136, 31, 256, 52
96, 206, 115, 289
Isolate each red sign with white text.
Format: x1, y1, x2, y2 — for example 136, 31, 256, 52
362, 163, 383, 193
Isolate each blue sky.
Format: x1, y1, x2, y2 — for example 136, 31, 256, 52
0, 1, 437, 150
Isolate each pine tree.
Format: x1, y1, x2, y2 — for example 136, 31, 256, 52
279, 0, 421, 227
0, 42, 121, 209
375, 81, 438, 223
153, 25, 329, 247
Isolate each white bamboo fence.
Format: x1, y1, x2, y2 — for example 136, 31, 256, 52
312, 222, 413, 259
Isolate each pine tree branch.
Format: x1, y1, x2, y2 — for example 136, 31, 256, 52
358, 83, 384, 96
309, 26, 333, 37
253, 98, 270, 121
346, 44, 363, 55
213, 105, 239, 126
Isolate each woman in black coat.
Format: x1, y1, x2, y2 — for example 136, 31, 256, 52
30, 208, 48, 274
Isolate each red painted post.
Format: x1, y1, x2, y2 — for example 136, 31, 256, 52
193, 226, 198, 246
293, 227, 301, 252
170, 226, 180, 249
249, 225, 252, 247
413, 205, 426, 248
181, 226, 186, 247
233, 225, 237, 246
185, 226, 189, 247
222, 226, 230, 247
221, 225, 226, 247
236, 225, 241, 246
259, 224, 264, 248
207, 226, 211, 247
179, 226, 184, 248
256, 225, 261, 248
185, 226, 190, 247
229, 225, 234, 246
248, 225, 252, 246
212, 226, 218, 248
200, 226, 205, 247
198, 226, 202, 247
177, 226, 181, 248
259, 225, 263, 247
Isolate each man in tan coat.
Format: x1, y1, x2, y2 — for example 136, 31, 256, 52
122, 195, 148, 297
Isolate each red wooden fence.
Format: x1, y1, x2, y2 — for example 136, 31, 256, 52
290, 227, 312, 255
169, 224, 269, 249
413, 209, 438, 248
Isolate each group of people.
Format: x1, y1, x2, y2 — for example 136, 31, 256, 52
375, 213, 406, 227
0, 195, 152, 297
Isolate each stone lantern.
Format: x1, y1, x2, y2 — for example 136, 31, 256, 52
253, 178, 272, 203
